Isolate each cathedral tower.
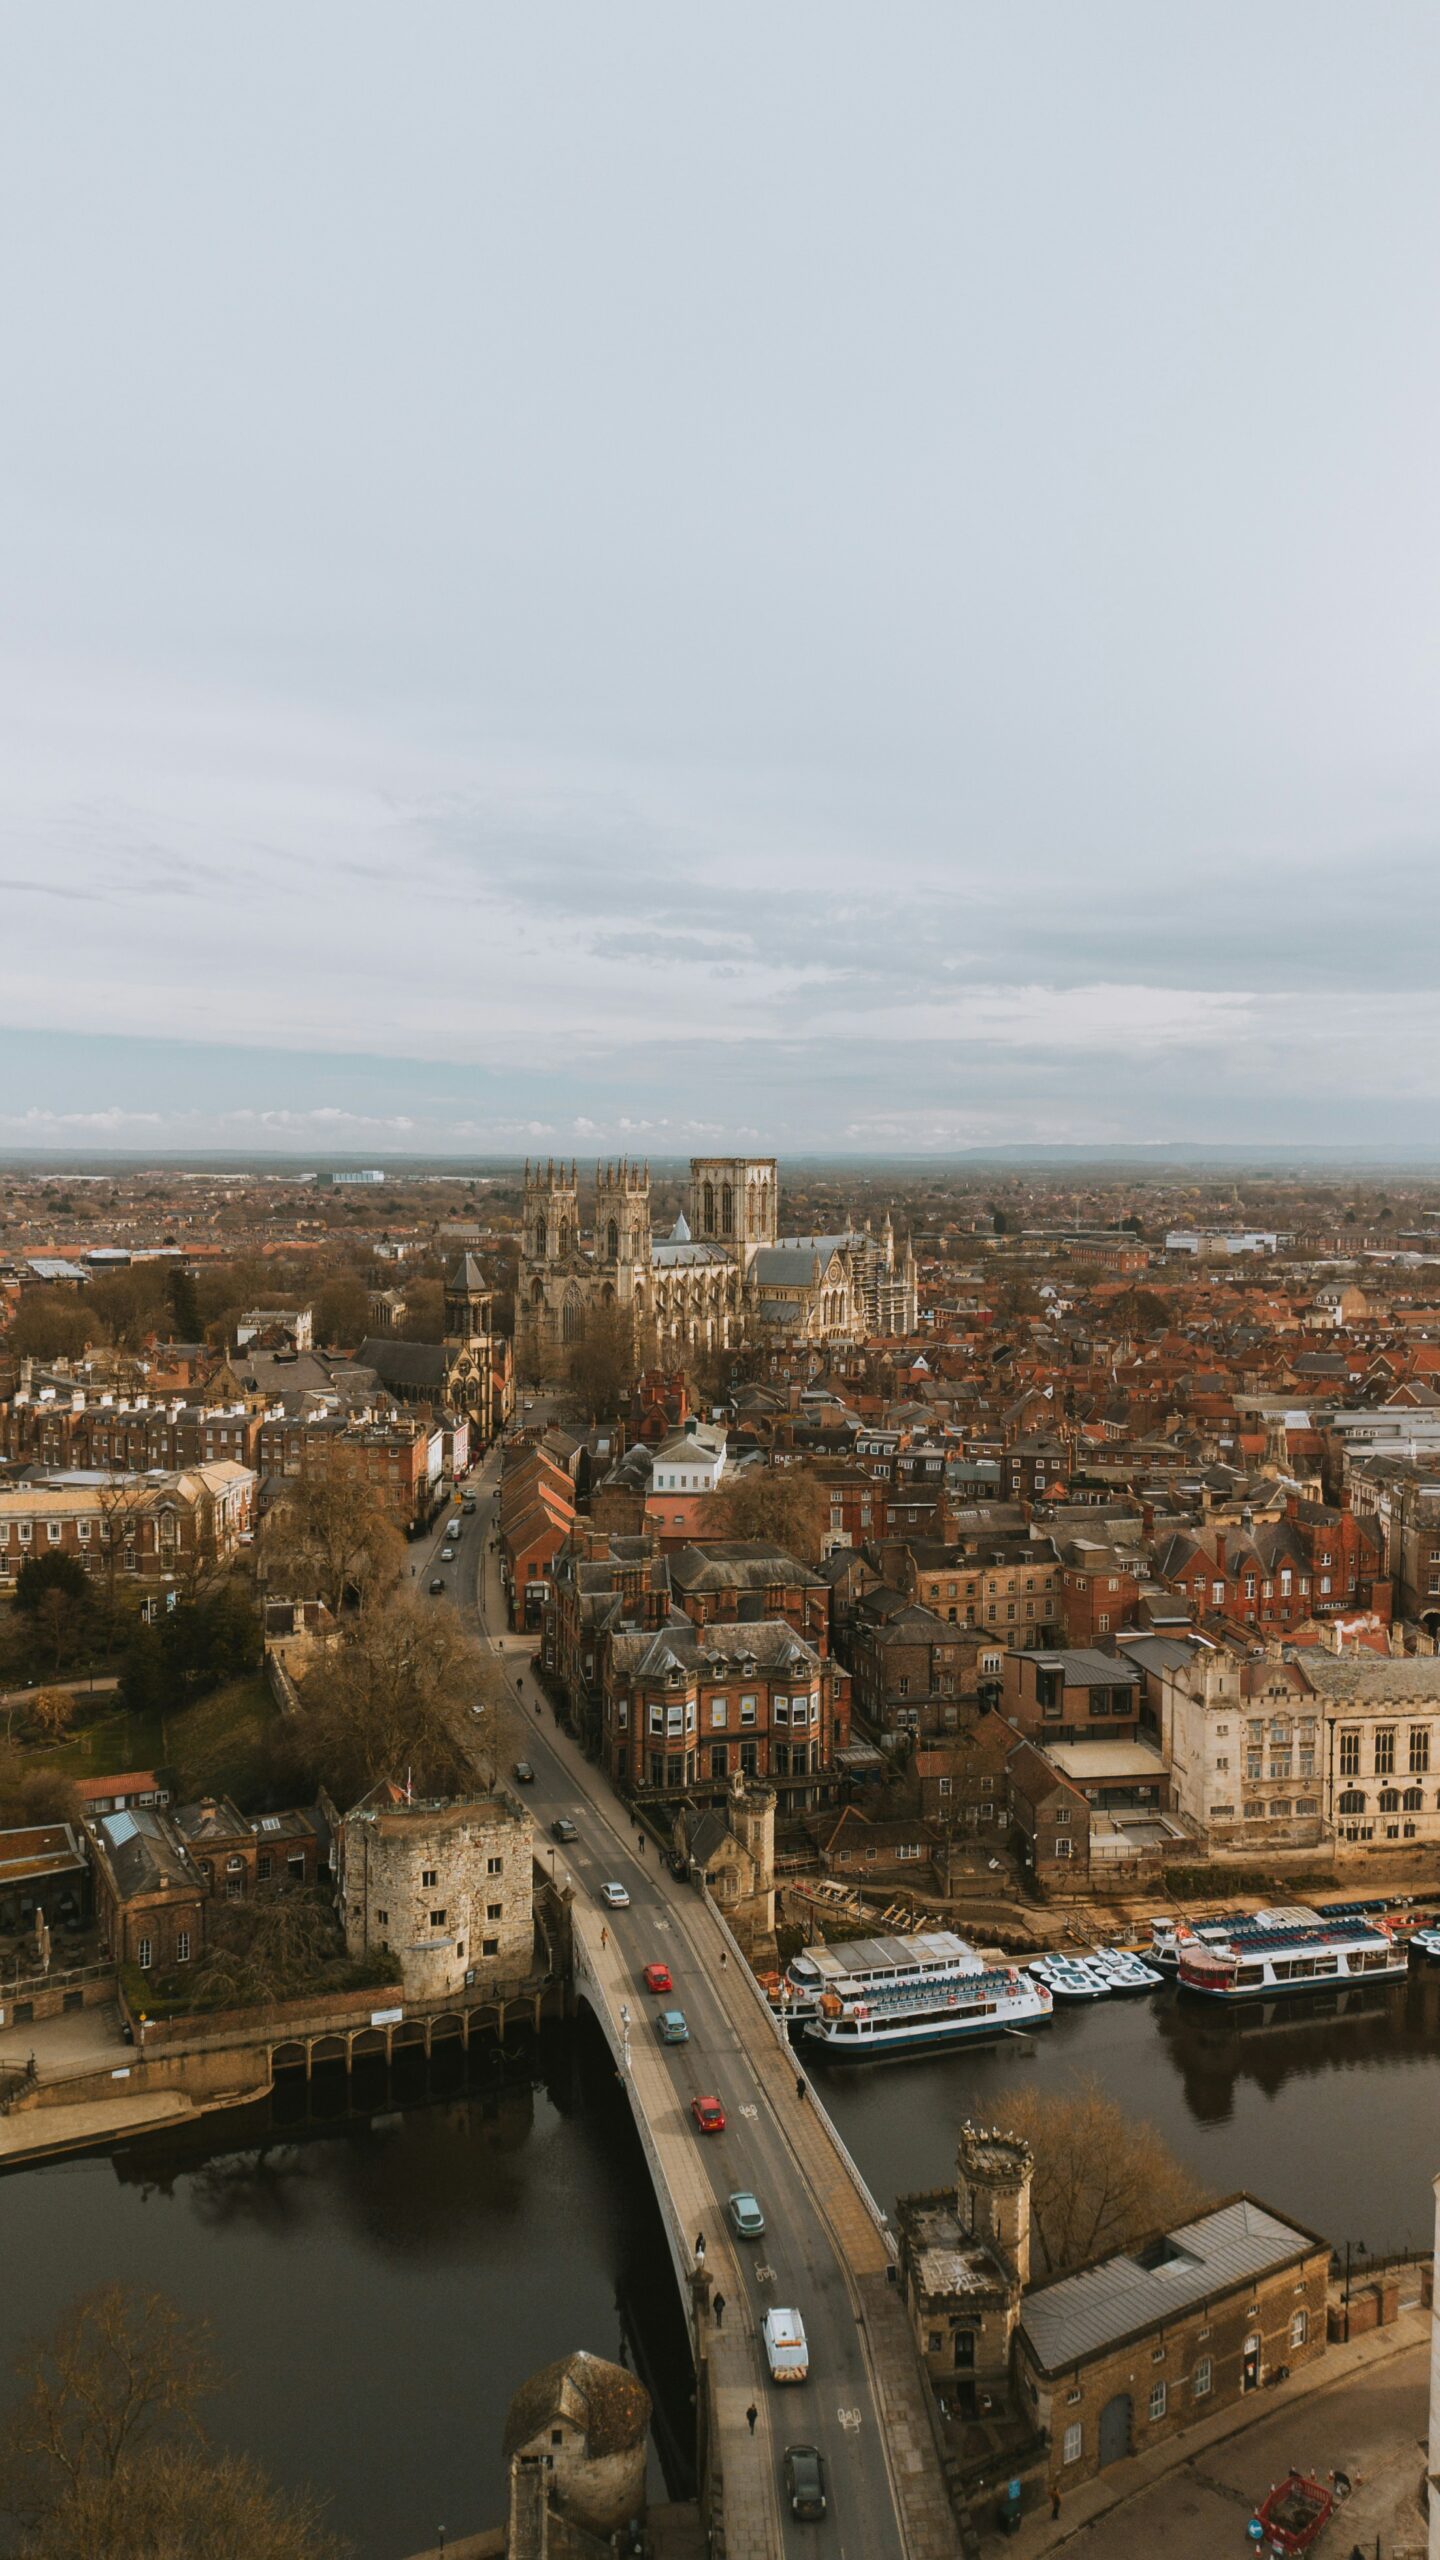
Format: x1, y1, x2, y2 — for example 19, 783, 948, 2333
593, 1157, 650, 1297
688, 1156, 778, 1257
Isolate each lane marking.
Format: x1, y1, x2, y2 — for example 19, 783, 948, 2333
837, 2406, 862, 2431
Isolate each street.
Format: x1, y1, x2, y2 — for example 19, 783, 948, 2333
426, 1437, 928, 2560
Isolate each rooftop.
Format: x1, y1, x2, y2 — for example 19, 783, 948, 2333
1020, 2195, 1322, 2375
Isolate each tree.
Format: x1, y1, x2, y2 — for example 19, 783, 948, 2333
28, 1688, 75, 1745
1107, 1287, 1168, 1338
990, 2076, 1212, 2278
3, 1293, 97, 1363
395, 1279, 445, 1342
713, 1465, 830, 1566
85, 1263, 172, 1350
566, 1302, 635, 1422
0, 1753, 81, 1829
261, 1452, 405, 1616
13, 1553, 90, 1617
165, 1266, 202, 1341
0, 2285, 346, 2560
291, 1589, 480, 1803
175, 1889, 381, 2012
312, 1273, 371, 1347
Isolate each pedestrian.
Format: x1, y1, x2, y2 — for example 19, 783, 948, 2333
712, 2292, 726, 2329
746, 2403, 758, 2436
795, 2073, 806, 2101
601, 1926, 608, 1949
720, 1950, 728, 1970
694, 2231, 706, 2260
1051, 2487, 1061, 2521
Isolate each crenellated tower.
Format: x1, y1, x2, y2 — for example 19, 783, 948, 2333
593, 1157, 651, 1285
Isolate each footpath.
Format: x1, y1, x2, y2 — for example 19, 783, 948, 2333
1003, 2307, 1428, 2555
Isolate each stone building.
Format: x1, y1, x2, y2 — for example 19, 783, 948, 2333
674, 1774, 776, 1951
897, 2125, 1032, 2418
337, 1789, 536, 2001
502, 2349, 649, 2554
356, 1252, 512, 1447
517, 1153, 917, 1369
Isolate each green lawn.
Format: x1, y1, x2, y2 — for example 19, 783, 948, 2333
40, 1674, 279, 1808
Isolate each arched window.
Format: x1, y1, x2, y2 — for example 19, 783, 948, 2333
1403, 1785, 1424, 1811
529, 1277, 545, 1306
559, 1222, 572, 1259
1378, 1787, 1400, 1813
721, 1183, 734, 1235
1337, 1788, 1367, 1816
703, 1181, 715, 1233
607, 1218, 619, 1262
535, 1213, 547, 1259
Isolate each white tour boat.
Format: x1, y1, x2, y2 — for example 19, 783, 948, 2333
792, 1930, 1052, 2058
1174, 1907, 1406, 2002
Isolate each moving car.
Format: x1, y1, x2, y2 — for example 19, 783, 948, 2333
727, 2190, 765, 2240
440, 1545, 455, 1562
428, 1578, 446, 1596
690, 2094, 726, 2135
762, 2309, 809, 2383
783, 2444, 827, 2520
551, 1817, 579, 1844
642, 1962, 673, 1994
656, 2009, 689, 2043
599, 1882, 630, 1909
462, 1497, 477, 1514
512, 1761, 535, 1784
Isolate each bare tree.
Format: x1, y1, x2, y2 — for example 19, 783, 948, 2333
565, 1302, 635, 1423
261, 1450, 405, 1616
28, 1688, 75, 1746
15, 2447, 349, 2560
293, 1589, 480, 1803
714, 1464, 831, 1566
990, 2076, 1212, 2278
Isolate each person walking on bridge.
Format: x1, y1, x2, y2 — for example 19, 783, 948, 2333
712, 2292, 726, 2329
746, 2403, 757, 2435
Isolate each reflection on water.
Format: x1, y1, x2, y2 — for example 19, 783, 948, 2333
819, 1972, 1440, 2262
0, 2018, 691, 2560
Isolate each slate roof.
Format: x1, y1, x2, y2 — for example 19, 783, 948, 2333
1029, 1648, 1140, 1689
92, 1808, 199, 1902
668, 1541, 825, 1593
1298, 1653, 1440, 1701
1020, 2196, 1322, 2375
357, 1337, 448, 1390
608, 1620, 819, 1679
502, 2349, 649, 2459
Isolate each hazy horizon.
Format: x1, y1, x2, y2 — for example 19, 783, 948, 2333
3, 6, 1437, 1151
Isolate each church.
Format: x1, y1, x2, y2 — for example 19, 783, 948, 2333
517, 1153, 916, 1367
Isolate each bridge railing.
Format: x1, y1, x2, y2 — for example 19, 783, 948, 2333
696, 1880, 896, 2259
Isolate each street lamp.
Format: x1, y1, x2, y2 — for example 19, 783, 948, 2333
618, 2001, 631, 2077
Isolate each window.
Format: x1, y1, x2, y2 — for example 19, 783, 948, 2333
46, 1521, 62, 1544
1339, 1730, 1361, 1777
487, 1856, 503, 1875
422, 1868, 438, 1888
1411, 1729, 1431, 1774
616, 1701, 628, 1731
137, 1937, 152, 1970
376, 1908, 388, 1926
482, 1937, 499, 1956
1375, 1728, 1396, 1775
1193, 2358, 1212, 2398
1289, 2309, 1308, 2349
740, 1697, 757, 1726
176, 1931, 191, 1962
486, 1902, 502, 1920
257, 1852, 272, 1880
1063, 2423, 1083, 2465
1053, 1837, 1074, 1859
1148, 2381, 1167, 2420
1337, 1789, 1366, 1816
430, 1909, 447, 1928
710, 1698, 728, 1728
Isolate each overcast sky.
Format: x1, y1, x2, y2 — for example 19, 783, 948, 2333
2, 5, 1438, 1157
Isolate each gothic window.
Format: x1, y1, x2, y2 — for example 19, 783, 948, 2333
721, 1183, 733, 1235
559, 1222, 572, 1260
1337, 1788, 1367, 1816
529, 1278, 545, 1307
703, 1181, 715, 1233
535, 1214, 547, 1258
607, 1218, 619, 1262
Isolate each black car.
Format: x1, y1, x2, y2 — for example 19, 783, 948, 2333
512, 1761, 536, 1785
428, 1577, 446, 1596
784, 2445, 827, 2522
551, 1816, 579, 1843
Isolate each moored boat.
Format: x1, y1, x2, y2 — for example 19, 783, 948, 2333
1026, 1954, 1111, 2002
797, 1931, 1052, 2057
1176, 1908, 1405, 2002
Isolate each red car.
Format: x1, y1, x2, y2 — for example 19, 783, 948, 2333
642, 1962, 673, 1995
691, 2094, 726, 2135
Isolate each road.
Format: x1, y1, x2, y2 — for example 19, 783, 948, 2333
415, 1435, 926, 2560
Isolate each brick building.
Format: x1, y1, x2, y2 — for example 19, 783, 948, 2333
849, 1603, 975, 1738
0, 1462, 256, 1596
1002, 1647, 1143, 1744
601, 1620, 848, 1805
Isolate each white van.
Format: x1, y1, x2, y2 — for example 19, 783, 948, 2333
762, 2308, 809, 2384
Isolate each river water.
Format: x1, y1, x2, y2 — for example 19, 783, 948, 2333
2, 1975, 1436, 2557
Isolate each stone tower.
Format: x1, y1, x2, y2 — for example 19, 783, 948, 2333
518, 1159, 582, 1369
502, 2349, 649, 2543
688, 1155, 779, 1257
443, 1251, 491, 1344
956, 2120, 1033, 2288
523, 1158, 580, 1268
592, 1157, 650, 1300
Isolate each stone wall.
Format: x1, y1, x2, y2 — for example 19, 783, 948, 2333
341, 1795, 536, 2001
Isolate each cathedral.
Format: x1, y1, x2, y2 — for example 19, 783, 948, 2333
517, 1153, 917, 1366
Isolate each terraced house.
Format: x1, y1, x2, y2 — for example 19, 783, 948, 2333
600, 1620, 849, 1806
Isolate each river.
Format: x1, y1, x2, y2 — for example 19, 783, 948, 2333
1, 1973, 1436, 2557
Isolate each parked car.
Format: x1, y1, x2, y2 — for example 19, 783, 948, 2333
642, 1962, 673, 1994
512, 1761, 535, 1784
551, 1816, 579, 1844
599, 1881, 630, 1909
657, 2009, 689, 2043
428, 1578, 446, 1596
783, 2444, 827, 2520
727, 2189, 765, 2239
690, 2094, 726, 2135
